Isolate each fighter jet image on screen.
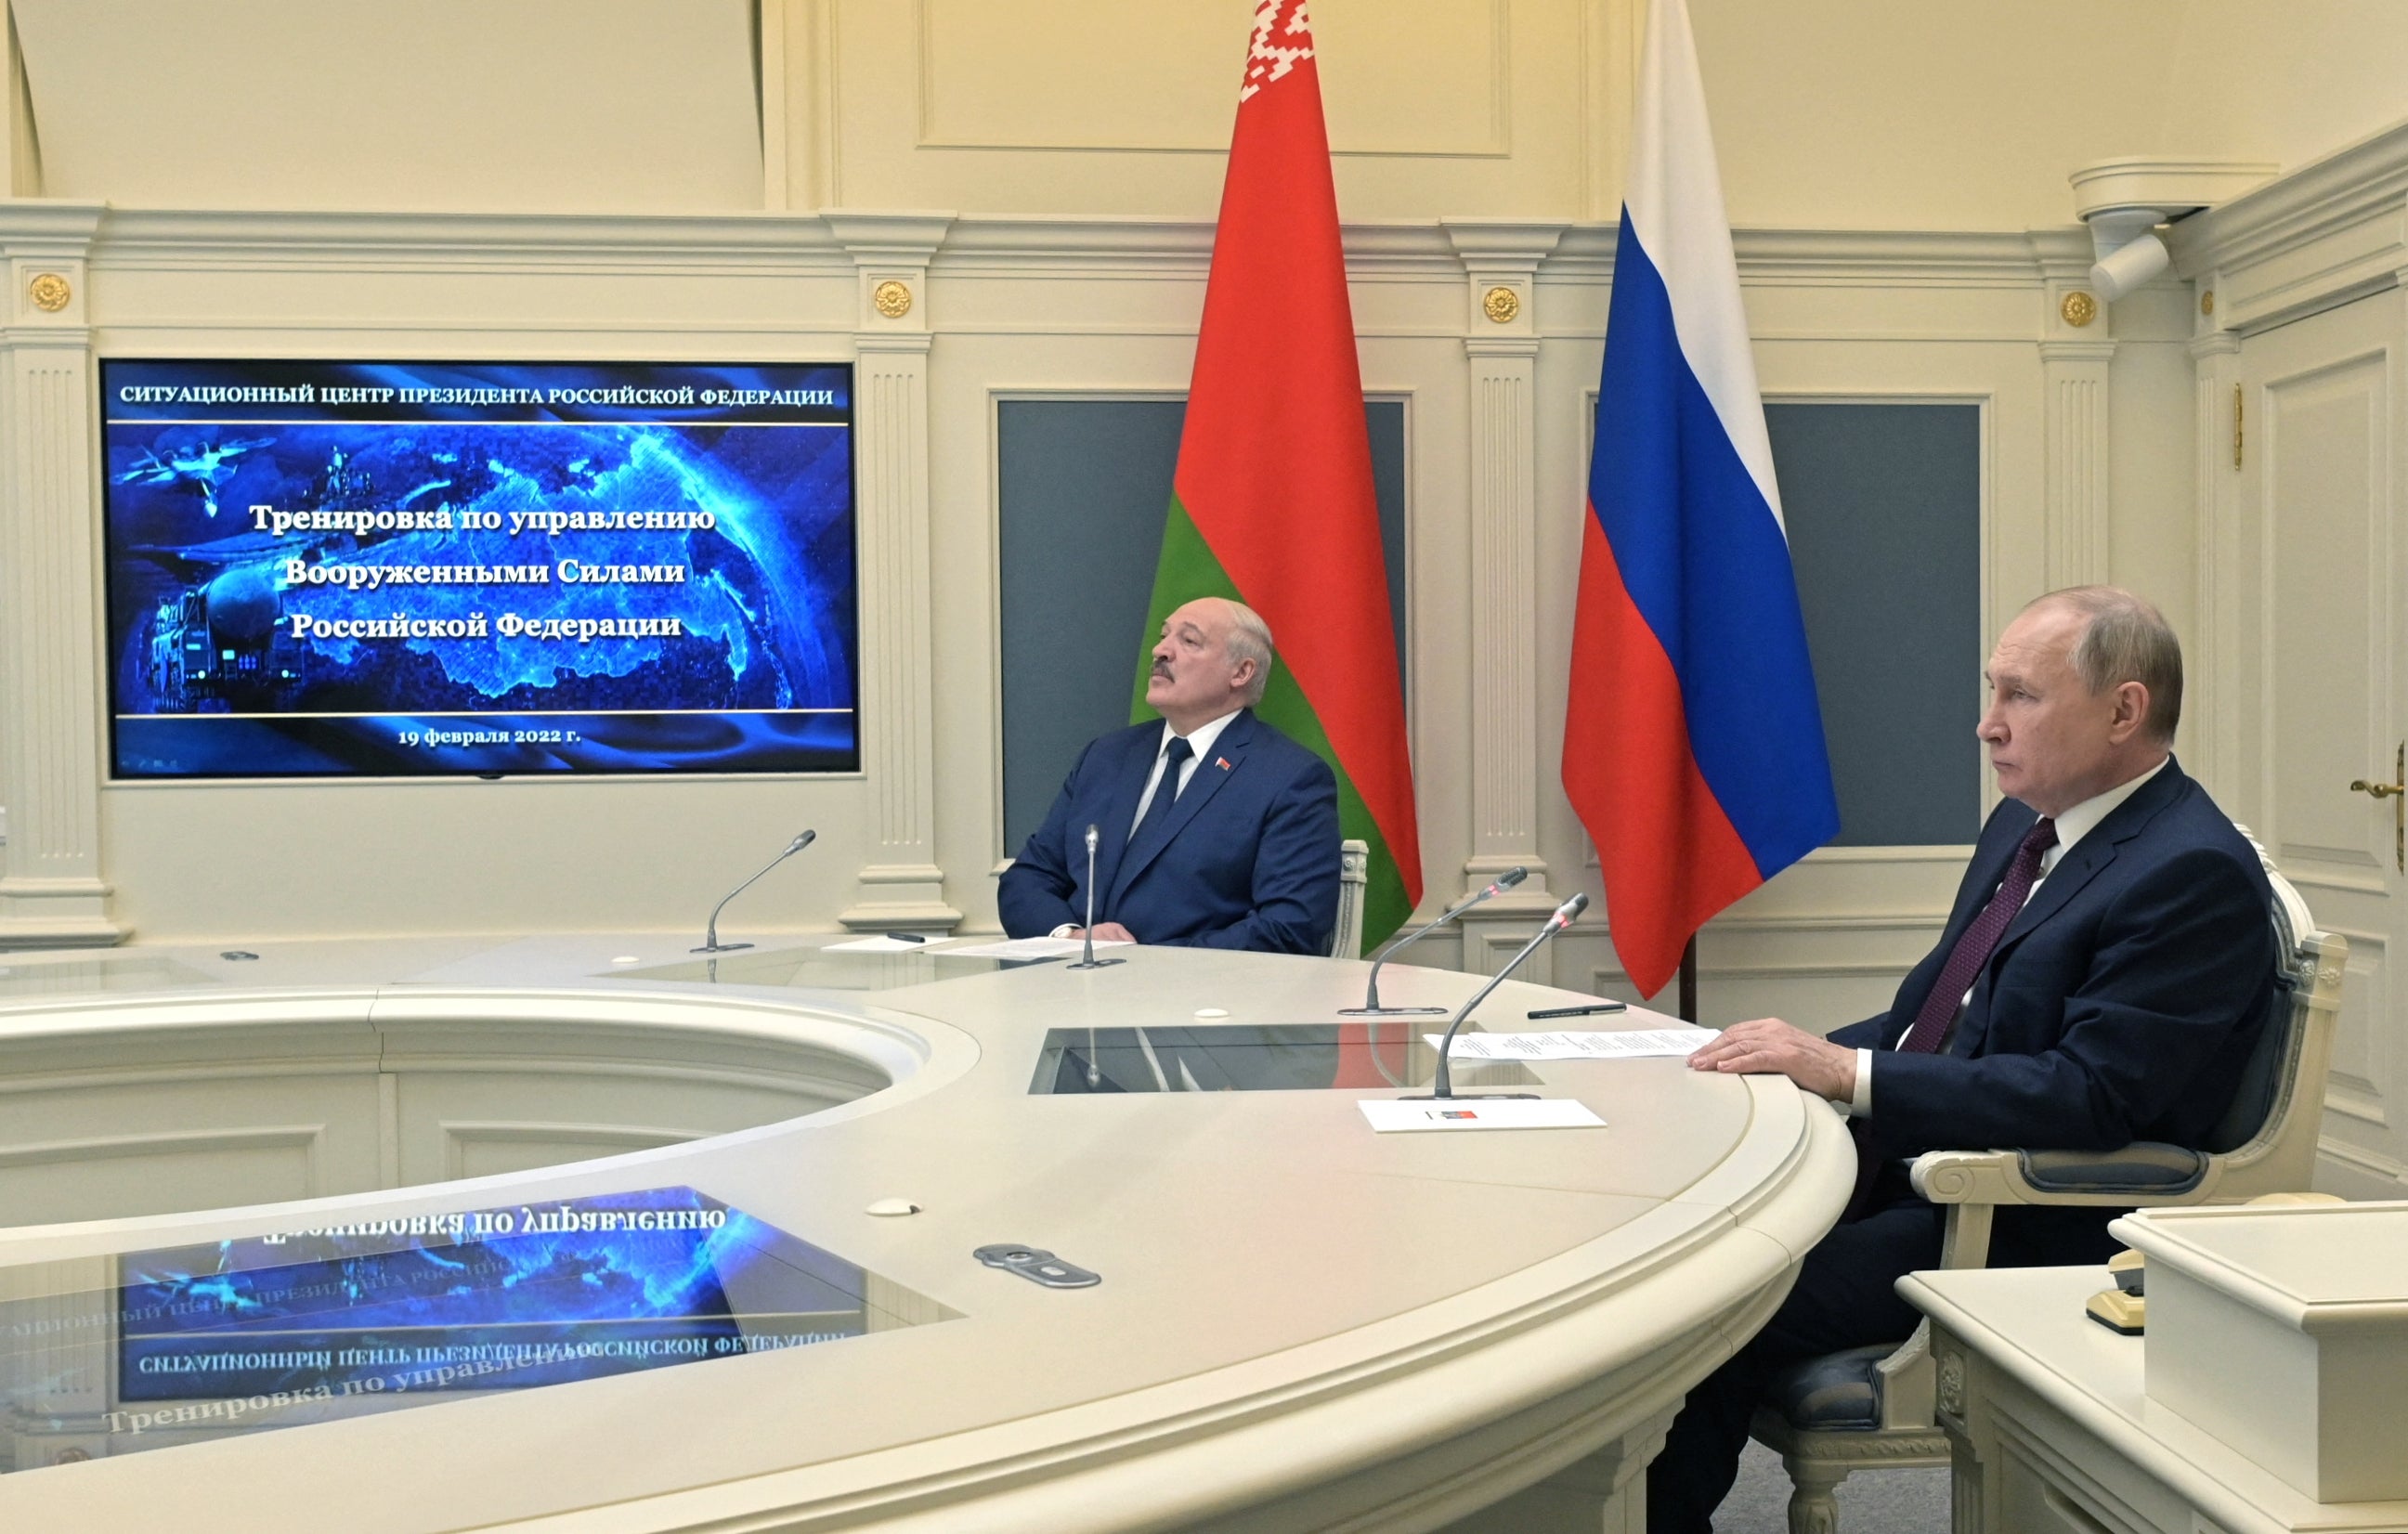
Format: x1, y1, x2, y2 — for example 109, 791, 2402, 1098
112, 436, 275, 519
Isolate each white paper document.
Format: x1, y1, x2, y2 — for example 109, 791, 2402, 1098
1422, 1029, 1710, 1061
1359, 1098, 1606, 1133
820, 935, 950, 954
939, 936, 1132, 960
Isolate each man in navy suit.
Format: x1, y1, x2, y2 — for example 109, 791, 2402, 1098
999, 597, 1340, 955
1647, 588, 2276, 1533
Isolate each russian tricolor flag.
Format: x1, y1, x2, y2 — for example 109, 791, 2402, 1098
1562, 0, 1838, 1000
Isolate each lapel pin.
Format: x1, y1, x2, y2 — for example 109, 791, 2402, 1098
1215, 756, 1232, 771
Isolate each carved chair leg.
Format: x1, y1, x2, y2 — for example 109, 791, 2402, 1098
1783, 1457, 1846, 1534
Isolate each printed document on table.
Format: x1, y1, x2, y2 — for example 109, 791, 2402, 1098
941, 936, 1132, 960
1423, 1029, 1710, 1061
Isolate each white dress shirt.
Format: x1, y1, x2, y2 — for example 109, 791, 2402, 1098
1847, 756, 2167, 1116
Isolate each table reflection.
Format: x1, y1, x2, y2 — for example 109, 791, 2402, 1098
1029, 1023, 1542, 1094
0, 1187, 952, 1474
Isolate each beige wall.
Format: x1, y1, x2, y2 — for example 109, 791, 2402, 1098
0, 1, 2400, 1035
14, 2, 2408, 225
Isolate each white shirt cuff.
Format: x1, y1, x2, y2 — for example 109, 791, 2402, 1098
1847, 1048, 1874, 1118
1049, 923, 1078, 939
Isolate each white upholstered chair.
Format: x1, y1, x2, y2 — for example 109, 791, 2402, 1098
1329, 838, 1370, 958
1748, 832, 2348, 1534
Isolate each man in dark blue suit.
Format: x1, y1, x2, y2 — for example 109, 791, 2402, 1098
999, 597, 1340, 955
1647, 588, 2276, 1532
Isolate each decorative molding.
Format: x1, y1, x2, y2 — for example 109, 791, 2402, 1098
38, 206, 2128, 297
829, 212, 960, 930
2167, 122, 2408, 334
2317, 1135, 2408, 1197
81, 205, 854, 272
0, 1124, 320, 1169
2038, 327, 2114, 589
2189, 328, 2245, 797
1446, 222, 1563, 903
0, 206, 122, 945
438, 1119, 698, 1180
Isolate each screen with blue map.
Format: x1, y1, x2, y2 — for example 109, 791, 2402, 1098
0, 1187, 956, 1473
100, 359, 858, 777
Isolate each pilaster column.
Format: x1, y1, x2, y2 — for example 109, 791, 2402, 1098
1444, 220, 1566, 971
0, 202, 123, 947
2187, 304, 2244, 798
2035, 266, 2115, 591
826, 211, 959, 931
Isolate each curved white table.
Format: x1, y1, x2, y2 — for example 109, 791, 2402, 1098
0, 936, 1851, 1532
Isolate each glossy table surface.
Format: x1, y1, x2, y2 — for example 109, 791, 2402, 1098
0, 934, 1854, 1533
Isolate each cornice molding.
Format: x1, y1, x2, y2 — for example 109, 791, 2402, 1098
40, 203, 2109, 292
2167, 119, 2408, 327
822, 209, 957, 265
84, 205, 855, 272
1557, 224, 2086, 288
1441, 218, 1569, 271
0, 199, 109, 252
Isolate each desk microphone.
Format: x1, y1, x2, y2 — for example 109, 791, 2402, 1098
1066, 824, 1123, 971
1340, 864, 1527, 1016
1410, 891, 1586, 1100
693, 829, 816, 953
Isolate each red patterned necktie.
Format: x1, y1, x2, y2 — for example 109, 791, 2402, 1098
1846, 816, 2055, 1218
1896, 816, 2058, 1056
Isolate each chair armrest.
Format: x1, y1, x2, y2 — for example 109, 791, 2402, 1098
1912, 1143, 2212, 1208
1909, 1149, 2032, 1207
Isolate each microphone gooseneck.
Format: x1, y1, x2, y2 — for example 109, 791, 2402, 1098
1068, 822, 1124, 971
694, 829, 817, 954
1340, 865, 1528, 1016
1422, 891, 1587, 1099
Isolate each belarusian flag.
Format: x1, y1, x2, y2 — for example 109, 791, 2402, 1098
1131, 0, 1422, 952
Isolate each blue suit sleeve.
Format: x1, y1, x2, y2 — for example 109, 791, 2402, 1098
1174, 753, 1341, 956
996, 745, 1095, 939
1864, 846, 2273, 1158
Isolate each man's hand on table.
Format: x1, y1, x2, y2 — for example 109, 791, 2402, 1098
1686, 1017, 1857, 1102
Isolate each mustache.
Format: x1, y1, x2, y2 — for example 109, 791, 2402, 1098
1150, 660, 1171, 678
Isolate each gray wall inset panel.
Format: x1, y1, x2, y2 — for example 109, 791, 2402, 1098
998, 399, 1407, 855
1766, 401, 1981, 846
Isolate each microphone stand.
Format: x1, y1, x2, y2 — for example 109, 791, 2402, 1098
1066, 823, 1123, 971
1339, 865, 1528, 1016
1407, 891, 1588, 1100
693, 829, 816, 953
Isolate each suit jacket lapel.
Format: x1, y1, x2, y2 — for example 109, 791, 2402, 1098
1956, 761, 2188, 1055
1089, 726, 1160, 911
1111, 711, 1252, 905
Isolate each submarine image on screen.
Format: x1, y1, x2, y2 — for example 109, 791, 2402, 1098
102, 360, 858, 777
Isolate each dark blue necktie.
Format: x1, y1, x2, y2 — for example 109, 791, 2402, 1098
1129, 735, 1194, 845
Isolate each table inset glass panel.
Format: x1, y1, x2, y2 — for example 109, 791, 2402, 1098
0, 1187, 953, 1474
1029, 1023, 1542, 1094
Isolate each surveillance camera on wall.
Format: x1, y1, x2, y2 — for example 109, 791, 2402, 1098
2067, 158, 2279, 306
2086, 207, 2173, 303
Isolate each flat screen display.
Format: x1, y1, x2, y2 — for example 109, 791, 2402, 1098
101, 358, 859, 777
0, 1187, 956, 1472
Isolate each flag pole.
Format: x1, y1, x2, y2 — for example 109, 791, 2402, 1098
1677, 935, 1699, 1023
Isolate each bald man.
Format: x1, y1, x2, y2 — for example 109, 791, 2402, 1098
999, 597, 1341, 954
